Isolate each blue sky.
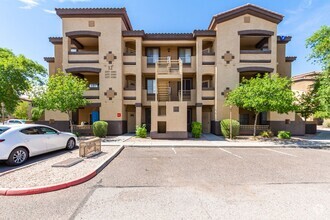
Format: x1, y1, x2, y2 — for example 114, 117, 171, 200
0, 0, 329, 75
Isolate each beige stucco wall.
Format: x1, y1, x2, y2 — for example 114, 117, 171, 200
61, 17, 125, 122
151, 101, 187, 132
215, 14, 278, 122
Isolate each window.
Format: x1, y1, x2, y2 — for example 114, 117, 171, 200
178, 79, 192, 91
147, 79, 156, 94
146, 48, 160, 64
20, 127, 40, 135
0, 127, 10, 135
239, 114, 249, 125
178, 48, 192, 64
38, 127, 58, 135
202, 80, 210, 89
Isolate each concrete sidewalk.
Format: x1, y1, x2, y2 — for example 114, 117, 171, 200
102, 131, 330, 148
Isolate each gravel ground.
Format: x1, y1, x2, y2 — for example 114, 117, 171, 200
0, 145, 122, 188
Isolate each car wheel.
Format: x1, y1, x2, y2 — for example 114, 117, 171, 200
66, 138, 76, 150
6, 147, 29, 166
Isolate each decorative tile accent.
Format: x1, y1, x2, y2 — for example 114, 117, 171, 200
104, 51, 117, 64
104, 87, 117, 100
244, 16, 250, 23
88, 20, 95, 27
221, 51, 235, 64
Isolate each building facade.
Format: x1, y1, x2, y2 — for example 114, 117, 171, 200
44, 4, 305, 137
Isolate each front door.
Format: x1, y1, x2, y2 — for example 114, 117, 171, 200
202, 111, 211, 133
187, 108, 192, 132
127, 111, 136, 133
145, 108, 151, 132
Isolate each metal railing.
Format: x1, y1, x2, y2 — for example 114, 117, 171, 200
240, 125, 269, 130
178, 90, 192, 101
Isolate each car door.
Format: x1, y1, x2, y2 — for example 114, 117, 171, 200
20, 127, 49, 156
37, 126, 66, 151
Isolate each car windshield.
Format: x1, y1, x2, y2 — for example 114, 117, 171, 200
0, 126, 10, 135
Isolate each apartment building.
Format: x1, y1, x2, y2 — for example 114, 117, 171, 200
44, 4, 304, 138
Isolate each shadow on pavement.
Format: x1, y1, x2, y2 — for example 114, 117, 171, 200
0, 146, 79, 175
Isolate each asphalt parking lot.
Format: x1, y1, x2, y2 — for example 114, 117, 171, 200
0, 147, 329, 219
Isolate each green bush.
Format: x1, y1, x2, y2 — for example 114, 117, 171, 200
260, 130, 274, 138
220, 119, 240, 138
136, 124, 147, 138
31, 107, 44, 122
191, 122, 202, 138
323, 120, 330, 128
73, 131, 81, 137
277, 131, 291, 139
92, 121, 108, 138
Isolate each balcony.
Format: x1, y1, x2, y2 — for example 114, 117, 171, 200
156, 58, 182, 80
83, 89, 100, 103
181, 56, 196, 73
240, 51, 272, 63
68, 52, 99, 64
202, 54, 215, 65
178, 89, 196, 106
202, 89, 215, 105
123, 89, 136, 105
142, 90, 155, 106
123, 55, 137, 74
142, 56, 155, 73
123, 54, 136, 65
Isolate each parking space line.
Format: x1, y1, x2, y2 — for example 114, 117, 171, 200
171, 147, 177, 154
262, 148, 298, 157
219, 148, 243, 159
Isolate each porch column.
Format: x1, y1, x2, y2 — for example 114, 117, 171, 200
135, 104, 142, 126
196, 104, 202, 123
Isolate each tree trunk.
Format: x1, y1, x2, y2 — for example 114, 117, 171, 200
68, 111, 73, 133
253, 112, 259, 137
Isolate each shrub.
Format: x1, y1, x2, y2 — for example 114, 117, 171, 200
323, 120, 330, 128
92, 121, 108, 138
31, 107, 44, 122
191, 122, 202, 138
136, 124, 147, 138
277, 131, 291, 139
260, 130, 274, 138
220, 119, 240, 138
73, 131, 81, 137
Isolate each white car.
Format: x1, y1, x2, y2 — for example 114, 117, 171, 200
5, 119, 27, 124
0, 124, 77, 166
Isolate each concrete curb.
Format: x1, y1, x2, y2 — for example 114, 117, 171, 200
0, 145, 124, 196
105, 143, 330, 149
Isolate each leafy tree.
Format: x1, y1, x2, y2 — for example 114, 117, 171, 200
31, 107, 44, 122
226, 74, 296, 137
313, 70, 330, 118
306, 26, 330, 118
13, 101, 29, 119
0, 48, 46, 113
306, 25, 330, 69
33, 70, 89, 132
295, 90, 320, 121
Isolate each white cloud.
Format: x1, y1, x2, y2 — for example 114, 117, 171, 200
19, 0, 39, 9
43, 9, 56, 14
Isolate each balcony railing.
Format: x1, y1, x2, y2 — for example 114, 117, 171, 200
178, 90, 192, 101
68, 52, 99, 64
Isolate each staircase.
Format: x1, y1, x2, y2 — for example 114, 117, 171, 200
157, 81, 169, 101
